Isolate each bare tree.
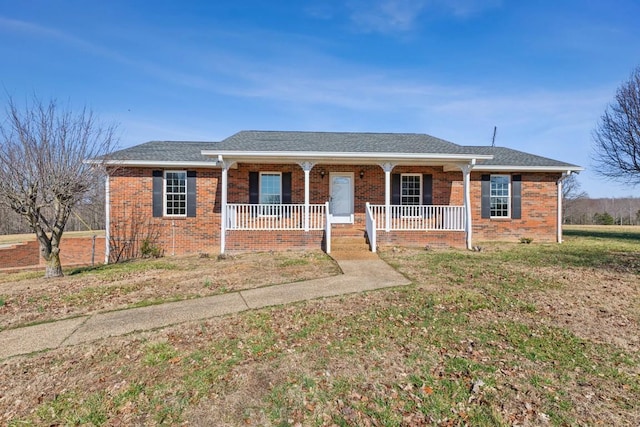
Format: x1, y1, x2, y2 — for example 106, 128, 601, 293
0, 96, 117, 277
562, 174, 588, 223
593, 66, 640, 186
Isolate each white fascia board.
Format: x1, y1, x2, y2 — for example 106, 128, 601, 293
89, 160, 220, 168
203, 150, 494, 163
472, 165, 584, 173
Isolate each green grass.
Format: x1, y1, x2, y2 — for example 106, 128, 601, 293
0, 270, 42, 284
142, 341, 180, 366
563, 225, 640, 243
61, 284, 141, 306
67, 259, 179, 278
278, 258, 309, 267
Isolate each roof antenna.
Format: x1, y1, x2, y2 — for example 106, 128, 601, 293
491, 126, 497, 147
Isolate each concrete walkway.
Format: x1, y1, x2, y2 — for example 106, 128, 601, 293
0, 257, 410, 360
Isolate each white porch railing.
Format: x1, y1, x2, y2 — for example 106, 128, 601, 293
226, 203, 326, 230
324, 201, 331, 254
365, 202, 377, 252
368, 205, 466, 231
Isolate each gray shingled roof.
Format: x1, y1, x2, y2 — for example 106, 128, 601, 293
108, 141, 217, 162
464, 146, 581, 168
215, 130, 469, 154
106, 131, 581, 169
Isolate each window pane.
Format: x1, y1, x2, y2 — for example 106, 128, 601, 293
401, 175, 421, 205
490, 175, 510, 217
260, 173, 281, 204
165, 171, 187, 216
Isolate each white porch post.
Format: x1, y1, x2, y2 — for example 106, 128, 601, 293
380, 162, 395, 232
298, 161, 315, 232
461, 161, 475, 250
219, 156, 231, 254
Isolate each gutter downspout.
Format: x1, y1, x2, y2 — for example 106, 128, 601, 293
557, 171, 572, 243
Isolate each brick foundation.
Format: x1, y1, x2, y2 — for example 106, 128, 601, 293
225, 230, 326, 252
375, 230, 466, 249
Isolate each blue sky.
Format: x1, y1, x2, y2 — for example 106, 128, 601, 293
1, 0, 640, 197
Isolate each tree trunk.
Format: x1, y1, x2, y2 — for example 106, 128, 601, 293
45, 251, 64, 278
41, 244, 64, 278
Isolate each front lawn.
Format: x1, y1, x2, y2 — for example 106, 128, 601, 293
1, 228, 638, 426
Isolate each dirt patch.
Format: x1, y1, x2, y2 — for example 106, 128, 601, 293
519, 266, 639, 352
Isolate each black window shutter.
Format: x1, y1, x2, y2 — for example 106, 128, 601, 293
152, 170, 163, 217
511, 175, 522, 219
249, 172, 259, 204
282, 172, 292, 204
391, 174, 401, 205
422, 174, 433, 205
187, 171, 196, 217
481, 174, 491, 219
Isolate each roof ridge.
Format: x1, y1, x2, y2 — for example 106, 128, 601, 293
238, 130, 434, 136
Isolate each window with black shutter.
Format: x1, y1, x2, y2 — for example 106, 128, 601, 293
152, 170, 197, 217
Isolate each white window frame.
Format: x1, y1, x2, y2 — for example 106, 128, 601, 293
259, 172, 282, 216
400, 173, 422, 217
164, 170, 187, 217
490, 174, 511, 218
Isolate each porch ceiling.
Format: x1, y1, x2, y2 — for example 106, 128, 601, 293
201, 150, 493, 167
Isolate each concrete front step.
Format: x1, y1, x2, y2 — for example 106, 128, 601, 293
330, 250, 379, 261
330, 226, 366, 238
330, 235, 377, 260
331, 237, 368, 249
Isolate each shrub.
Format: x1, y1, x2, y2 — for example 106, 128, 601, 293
140, 238, 163, 258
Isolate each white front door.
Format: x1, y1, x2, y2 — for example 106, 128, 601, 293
329, 172, 354, 224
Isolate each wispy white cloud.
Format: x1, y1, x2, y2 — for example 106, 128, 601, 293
0, 16, 118, 60
347, 0, 429, 33
443, 0, 503, 18
0, 14, 170, 87
345, 0, 502, 33
0, 16, 69, 40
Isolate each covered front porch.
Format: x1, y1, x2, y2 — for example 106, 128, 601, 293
202, 149, 489, 254
223, 201, 467, 253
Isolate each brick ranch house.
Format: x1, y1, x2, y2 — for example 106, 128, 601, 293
99, 131, 582, 261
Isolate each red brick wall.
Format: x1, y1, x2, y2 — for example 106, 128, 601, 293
107, 165, 560, 256
0, 241, 39, 268
0, 236, 106, 270
108, 167, 221, 258
56, 236, 106, 266
229, 164, 460, 210
470, 172, 560, 243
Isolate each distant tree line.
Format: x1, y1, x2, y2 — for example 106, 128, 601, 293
561, 174, 640, 225
564, 196, 640, 225
0, 181, 105, 235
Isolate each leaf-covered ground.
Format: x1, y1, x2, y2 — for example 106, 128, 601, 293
0, 251, 340, 331
1, 228, 639, 426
